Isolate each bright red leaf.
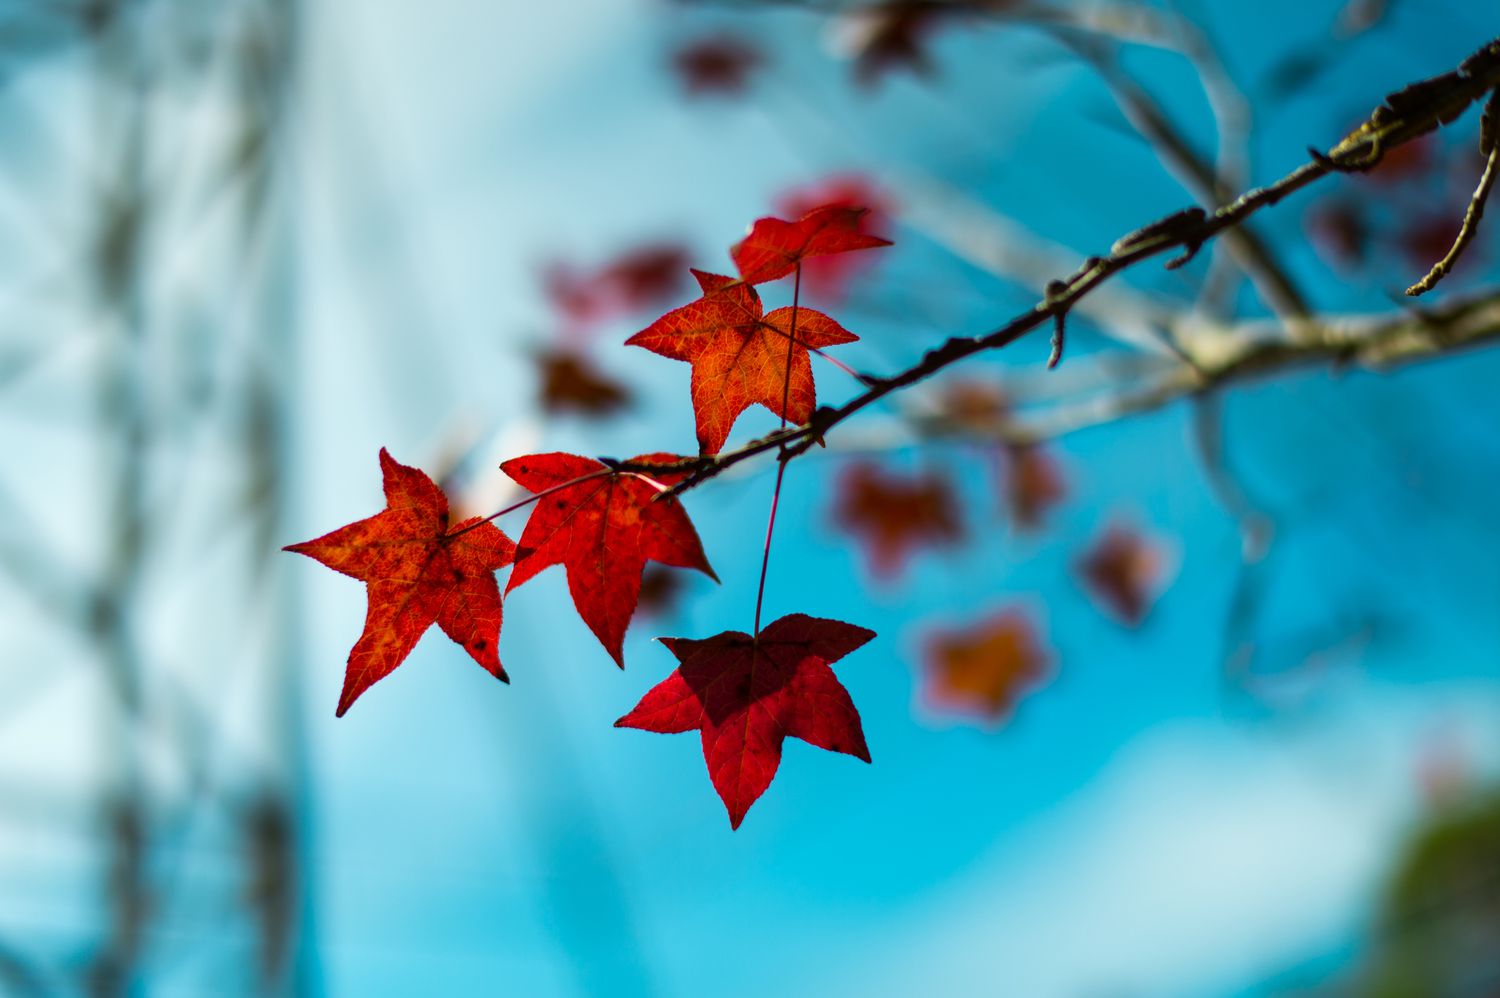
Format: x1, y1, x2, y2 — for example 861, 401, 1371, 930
1077, 522, 1166, 626
730, 204, 892, 286
775, 176, 892, 302
502, 452, 717, 666
626, 269, 859, 455
922, 607, 1050, 725
616, 613, 874, 828
285, 449, 516, 716
833, 461, 962, 580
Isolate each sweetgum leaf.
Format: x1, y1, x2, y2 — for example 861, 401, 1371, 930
832, 461, 962, 580
626, 271, 858, 455
730, 204, 892, 286
284, 448, 516, 716
922, 607, 1050, 726
616, 613, 873, 829
502, 452, 716, 666
1077, 522, 1166, 626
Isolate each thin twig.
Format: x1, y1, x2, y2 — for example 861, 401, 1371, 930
1405, 143, 1500, 296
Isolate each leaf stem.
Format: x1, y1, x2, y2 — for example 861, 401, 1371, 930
754, 264, 802, 635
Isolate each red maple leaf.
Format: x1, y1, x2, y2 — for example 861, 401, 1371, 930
616, 613, 874, 828
1077, 522, 1165, 626
730, 204, 892, 286
774, 177, 892, 301
832, 461, 963, 580
626, 269, 859, 455
285, 449, 516, 716
598, 243, 693, 312
922, 607, 1050, 725
535, 348, 632, 417
502, 452, 717, 666
671, 35, 764, 97
637, 564, 688, 618
1003, 443, 1066, 531
542, 242, 692, 333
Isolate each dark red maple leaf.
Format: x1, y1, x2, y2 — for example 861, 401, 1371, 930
1003, 443, 1066, 532
542, 262, 608, 328
502, 452, 717, 666
774, 176, 892, 302
626, 269, 859, 455
616, 613, 874, 828
1077, 522, 1165, 626
285, 449, 516, 716
833, 461, 962, 580
922, 607, 1050, 725
542, 242, 692, 332
535, 348, 632, 417
598, 243, 693, 312
731, 204, 892, 287
637, 564, 687, 618
672, 35, 763, 97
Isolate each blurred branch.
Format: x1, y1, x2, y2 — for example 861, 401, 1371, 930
854, 287, 1500, 449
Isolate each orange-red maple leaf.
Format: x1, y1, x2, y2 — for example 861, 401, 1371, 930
285, 448, 516, 716
502, 452, 717, 666
922, 607, 1050, 725
1077, 522, 1165, 626
626, 270, 859, 455
832, 461, 962, 580
616, 613, 873, 828
731, 204, 892, 286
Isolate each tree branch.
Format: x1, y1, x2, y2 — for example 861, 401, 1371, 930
616, 36, 1500, 496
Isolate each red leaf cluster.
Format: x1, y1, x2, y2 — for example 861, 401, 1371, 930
291, 206, 900, 827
